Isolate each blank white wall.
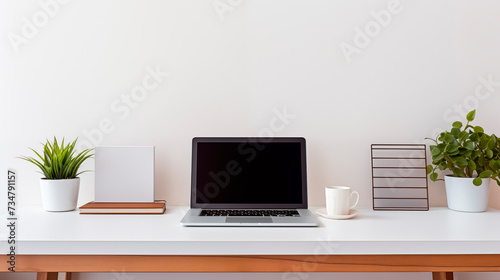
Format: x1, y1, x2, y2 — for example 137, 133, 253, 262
1, 1, 500, 279
2, 0, 500, 208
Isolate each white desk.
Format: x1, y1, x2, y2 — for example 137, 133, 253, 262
2, 206, 500, 280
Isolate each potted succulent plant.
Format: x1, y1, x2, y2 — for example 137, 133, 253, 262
19, 137, 93, 211
426, 110, 500, 212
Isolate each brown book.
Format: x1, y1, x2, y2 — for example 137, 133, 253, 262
79, 200, 166, 214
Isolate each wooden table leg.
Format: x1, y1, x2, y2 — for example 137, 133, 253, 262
65, 272, 72, 280
36, 272, 58, 280
432, 272, 454, 280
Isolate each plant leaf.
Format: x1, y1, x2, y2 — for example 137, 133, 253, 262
18, 137, 94, 179
461, 150, 472, 158
444, 134, 456, 143
463, 140, 474, 151
472, 150, 482, 160
470, 133, 479, 141
447, 144, 459, 153
473, 177, 482, 186
479, 134, 489, 149
466, 110, 476, 122
453, 167, 465, 177
458, 131, 468, 142
438, 162, 447, 170
478, 155, 485, 166
469, 160, 476, 170
488, 137, 496, 150
454, 157, 468, 167
430, 172, 438, 182
452, 121, 463, 129
479, 170, 493, 178
432, 153, 444, 163
486, 149, 494, 158
426, 165, 433, 174
474, 126, 484, 133
430, 145, 441, 156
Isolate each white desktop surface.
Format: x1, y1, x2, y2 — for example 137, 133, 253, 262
3, 206, 500, 255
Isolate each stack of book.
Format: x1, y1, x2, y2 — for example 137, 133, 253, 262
79, 200, 166, 214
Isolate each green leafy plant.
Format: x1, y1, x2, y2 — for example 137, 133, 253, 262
19, 137, 93, 180
426, 110, 500, 186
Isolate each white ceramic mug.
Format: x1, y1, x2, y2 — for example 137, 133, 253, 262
325, 186, 360, 215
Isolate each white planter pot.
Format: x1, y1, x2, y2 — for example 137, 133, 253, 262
40, 178, 80, 212
444, 176, 490, 212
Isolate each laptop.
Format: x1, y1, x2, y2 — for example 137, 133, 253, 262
180, 137, 319, 226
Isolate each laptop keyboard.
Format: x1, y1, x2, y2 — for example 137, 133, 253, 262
199, 209, 300, 217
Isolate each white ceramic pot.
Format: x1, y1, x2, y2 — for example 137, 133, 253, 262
444, 176, 490, 212
40, 178, 80, 212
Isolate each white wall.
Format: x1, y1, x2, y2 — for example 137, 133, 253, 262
1, 0, 500, 279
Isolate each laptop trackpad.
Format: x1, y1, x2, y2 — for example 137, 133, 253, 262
226, 217, 273, 223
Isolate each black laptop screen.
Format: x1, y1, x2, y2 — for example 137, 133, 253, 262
192, 138, 307, 208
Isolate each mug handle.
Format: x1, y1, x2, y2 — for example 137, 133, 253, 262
350, 191, 360, 209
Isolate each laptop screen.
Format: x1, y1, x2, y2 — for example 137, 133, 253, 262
191, 137, 308, 209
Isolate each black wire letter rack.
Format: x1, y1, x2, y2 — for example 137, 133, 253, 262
371, 144, 429, 211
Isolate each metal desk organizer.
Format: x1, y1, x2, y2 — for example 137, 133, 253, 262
371, 144, 429, 211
